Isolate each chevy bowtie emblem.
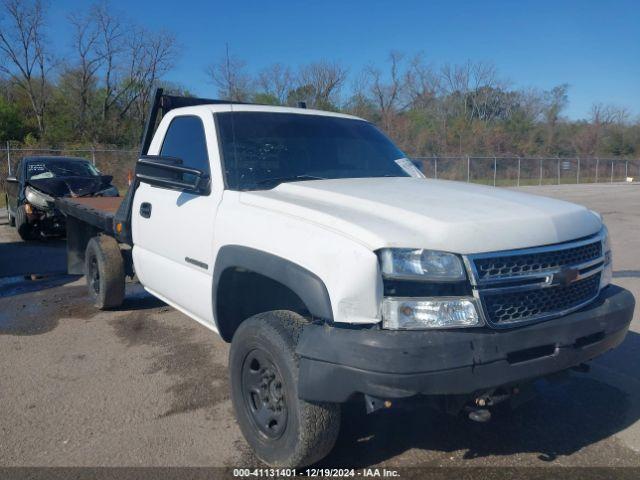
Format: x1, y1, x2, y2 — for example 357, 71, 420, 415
551, 267, 580, 286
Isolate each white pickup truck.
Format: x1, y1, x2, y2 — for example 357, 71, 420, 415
56, 89, 635, 467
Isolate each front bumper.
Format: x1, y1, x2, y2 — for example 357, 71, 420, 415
26, 206, 66, 234
296, 285, 635, 402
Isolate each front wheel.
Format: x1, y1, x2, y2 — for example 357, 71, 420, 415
229, 311, 340, 467
15, 205, 36, 241
6, 196, 15, 226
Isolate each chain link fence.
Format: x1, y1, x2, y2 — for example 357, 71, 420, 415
1, 147, 638, 207
413, 156, 639, 186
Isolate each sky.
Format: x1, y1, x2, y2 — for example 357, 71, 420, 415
47, 0, 640, 120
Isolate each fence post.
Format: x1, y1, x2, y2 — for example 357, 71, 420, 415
434, 157, 438, 180
91, 147, 96, 166
557, 158, 560, 185
539, 158, 542, 186
610, 161, 614, 183
466, 155, 470, 182
5, 141, 10, 176
595, 158, 599, 183
625, 160, 628, 179
493, 156, 497, 187
517, 157, 521, 187
577, 158, 580, 184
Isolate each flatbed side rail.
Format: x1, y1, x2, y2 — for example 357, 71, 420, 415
56, 197, 121, 274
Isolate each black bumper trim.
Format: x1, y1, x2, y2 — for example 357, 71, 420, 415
296, 285, 635, 402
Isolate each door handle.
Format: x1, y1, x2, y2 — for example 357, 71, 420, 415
139, 202, 152, 218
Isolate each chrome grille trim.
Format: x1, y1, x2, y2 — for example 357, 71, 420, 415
463, 230, 606, 328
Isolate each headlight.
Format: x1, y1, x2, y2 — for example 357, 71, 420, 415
378, 248, 465, 281
382, 297, 480, 329
95, 186, 119, 197
25, 186, 54, 209
601, 226, 612, 289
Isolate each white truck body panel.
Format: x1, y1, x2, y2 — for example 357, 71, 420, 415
241, 177, 602, 254
128, 104, 603, 327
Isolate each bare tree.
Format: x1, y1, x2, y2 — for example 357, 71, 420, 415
0, 0, 51, 135
542, 84, 569, 154
257, 63, 293, 104
125, 28, 177, 125
92, 1, 125, 122
363, 51, 405, 131
404, 53, 439, 110
69, 8, 105, 136
297, 60, 347, 109
206, 48, 253, 102
88, 2, 176, 133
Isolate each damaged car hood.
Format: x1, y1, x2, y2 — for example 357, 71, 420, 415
27, 175, 113, 198
240, 177, 603, 254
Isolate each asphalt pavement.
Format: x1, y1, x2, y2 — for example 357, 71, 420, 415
1, 183, 639, 473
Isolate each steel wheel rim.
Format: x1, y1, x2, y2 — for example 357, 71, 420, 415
89, 257, 100, 295
240, 348, 288, 440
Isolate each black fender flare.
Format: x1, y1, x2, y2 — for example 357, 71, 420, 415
212, 245, 333, 335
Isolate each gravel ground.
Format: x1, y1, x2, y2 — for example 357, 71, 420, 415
0, 183, 639, 473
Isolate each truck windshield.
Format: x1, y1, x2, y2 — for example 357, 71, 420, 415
26, 159, 100, 180
217, 112, 416, 190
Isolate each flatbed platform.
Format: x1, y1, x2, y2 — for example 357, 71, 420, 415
56, 196, 128, 274
56, 197, 123, 234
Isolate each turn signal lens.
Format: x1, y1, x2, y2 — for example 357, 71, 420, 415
382, 297, 480, 329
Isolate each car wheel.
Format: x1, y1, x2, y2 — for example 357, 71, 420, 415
5, 196, 15, 226
229, 310, 340, 467
85, 235, 125, 309
15, 205, 36, 241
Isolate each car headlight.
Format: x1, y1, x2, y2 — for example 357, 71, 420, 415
378, 248, 466, 281
382, 297, 481, 329
601, 225, 612, 289
25, 186, 54, 209
95, 186, 119, 197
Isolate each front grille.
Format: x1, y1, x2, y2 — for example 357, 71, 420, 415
465, 233, 606, 328
474, 240, 601, 281
482, 273, 600, 326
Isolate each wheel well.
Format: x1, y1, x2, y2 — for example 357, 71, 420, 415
216, 268, 310, 342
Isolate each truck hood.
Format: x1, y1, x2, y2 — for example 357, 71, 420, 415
27, 175, 114, 198
240, 177, 602, 254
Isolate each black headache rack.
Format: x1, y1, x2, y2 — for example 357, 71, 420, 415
56, 88, 246, 273
112, 88, 250, 244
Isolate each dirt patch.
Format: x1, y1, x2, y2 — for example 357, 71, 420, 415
110, 311, 229, 417
0, 283, 94, 335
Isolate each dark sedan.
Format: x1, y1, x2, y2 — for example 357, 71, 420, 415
4, 156, 119, 241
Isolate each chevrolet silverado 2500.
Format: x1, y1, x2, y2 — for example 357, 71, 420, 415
56, 90, 635, 467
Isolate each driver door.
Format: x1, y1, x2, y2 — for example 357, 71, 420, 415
132, 113, 222, 327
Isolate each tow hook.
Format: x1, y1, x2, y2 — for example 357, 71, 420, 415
466, 387, 518, 423
364, 394, 393, 414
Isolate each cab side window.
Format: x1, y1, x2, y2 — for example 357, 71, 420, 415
160, 115, 210, 175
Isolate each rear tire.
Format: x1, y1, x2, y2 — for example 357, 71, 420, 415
229, 311, 340, 467
85, 235, 125, 309
15, 205, 36, 241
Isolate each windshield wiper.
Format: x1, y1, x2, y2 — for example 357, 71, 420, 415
255, 174, 326, 187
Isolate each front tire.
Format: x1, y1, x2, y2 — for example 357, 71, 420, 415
6, 196, 15, 226
15, 205, 36, 240
85, 235, 125, 309
229, 311, 340, 467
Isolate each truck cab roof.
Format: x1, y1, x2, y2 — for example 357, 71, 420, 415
166, 103, 364, 122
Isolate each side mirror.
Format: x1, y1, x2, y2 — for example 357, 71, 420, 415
136, 155, 210, 195
6, 176, 17, 183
